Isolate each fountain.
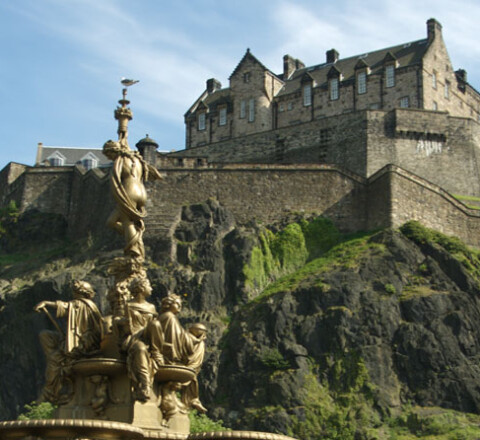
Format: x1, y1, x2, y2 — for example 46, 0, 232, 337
0, 82, 298, 440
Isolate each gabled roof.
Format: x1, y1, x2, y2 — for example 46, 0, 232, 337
229, 48, 278, 80
277, 38, 429, 97
37, 146, 111, 167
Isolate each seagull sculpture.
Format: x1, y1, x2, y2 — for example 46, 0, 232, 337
121, 77, 139, 87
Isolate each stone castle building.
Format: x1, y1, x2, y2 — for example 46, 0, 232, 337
185, 19, 480, 148
3, 18, 480, 249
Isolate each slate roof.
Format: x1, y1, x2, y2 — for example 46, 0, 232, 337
37, 146, 111, 167
276, 38, 429, 96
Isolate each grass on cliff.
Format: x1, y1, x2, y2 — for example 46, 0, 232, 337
400, 220, 480, 283
243, 217, 371, 300
251, 228, 382, 303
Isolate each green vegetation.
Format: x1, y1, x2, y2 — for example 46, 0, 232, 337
243, 217, 342, 296
17, 401, 56, 420
286, 355, 379, 440
189, 410, 230, 433
259, 348, 290, 370
0, 200, 19, 238
386, 406, 480, 439
400, 221, 480, 283
384, 283, 396, 295
453, 193, 480, 209
253, 230, 382, 302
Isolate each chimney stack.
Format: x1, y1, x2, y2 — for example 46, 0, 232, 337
326, 49, 339, 64
427, 18, 442, 43
283, 55, 296, 79
206, 78, 222, 94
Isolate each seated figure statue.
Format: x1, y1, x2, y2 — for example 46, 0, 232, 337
34, 280, 103, 404
159, 294, 207, 412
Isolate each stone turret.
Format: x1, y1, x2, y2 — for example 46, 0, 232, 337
136, 134, 158, 165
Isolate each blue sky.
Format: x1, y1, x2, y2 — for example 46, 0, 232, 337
2, 0, 480, 168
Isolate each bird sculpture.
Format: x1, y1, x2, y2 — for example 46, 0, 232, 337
121, 78, 139, 87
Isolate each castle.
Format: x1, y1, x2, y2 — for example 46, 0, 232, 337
2, 18, 480, 249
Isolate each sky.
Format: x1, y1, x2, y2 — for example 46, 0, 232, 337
2, 0, 480, 169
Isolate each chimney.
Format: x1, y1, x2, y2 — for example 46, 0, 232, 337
35, 142, 43, 166
456, 69, 467, 93
427, 18, 442, 43
326, 49, 339, 64
206, 78, 222, 94
283, 55, 296, 79
295, 58, 305, 70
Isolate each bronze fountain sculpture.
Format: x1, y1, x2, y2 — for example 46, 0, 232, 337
0, 82, 297, 440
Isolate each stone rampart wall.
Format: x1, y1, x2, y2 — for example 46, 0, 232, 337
4, 160, 480, 248
173, 109, 480, 197
148, 164, 368, 233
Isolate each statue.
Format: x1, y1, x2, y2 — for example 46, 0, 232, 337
121, 277, 164, 402
102, 85, 163, 261
34, 280, 103, 403
159, 294, 208, 412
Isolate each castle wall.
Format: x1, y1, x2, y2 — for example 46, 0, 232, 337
384, 165, 480, 246
366, 110, 480, 196
174, 109, 480, 197
67, 167, 115, 240
0, 163, 28, 207
17, 168, 73, 215
148, 164, 368, 233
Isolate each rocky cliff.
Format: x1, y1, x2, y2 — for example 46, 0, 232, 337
2, 201, 480, 439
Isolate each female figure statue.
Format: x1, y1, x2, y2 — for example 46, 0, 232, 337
159, 294, 207, 412
103, 140, 162, 260
122, 277, 164, 402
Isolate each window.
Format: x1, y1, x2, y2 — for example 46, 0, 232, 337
385, 65, 395, 88
240, 100, 246, 118
248, 98, 255, 122
330, 78, 339, 100
432, 72, 437, 89
279, 104, 284, 112
49, 157, 64, 166
219, 107, 227, 126
399, 96, 409, 108
444, 81, 450, 99
287, 102, 293, 111
433, 101, 438, 110
243, 72, 251, 83
303, 84, 312, 106
82, 158, 96, 170
357, 71, 366, 94
198, 112, 206, 130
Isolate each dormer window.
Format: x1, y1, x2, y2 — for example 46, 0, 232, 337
303, 84, 312, 106
357, 71, 367, 94
385, 65, 395, 88
47, 151, 66, 167
198, 112, 206, 130
49, 157, 64, 166
330, 78, 339, 100
219, 107, 227, 126
80, 152, 99, 170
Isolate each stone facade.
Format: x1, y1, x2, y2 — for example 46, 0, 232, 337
174, 109, 480, 197
185, 19, 480, 150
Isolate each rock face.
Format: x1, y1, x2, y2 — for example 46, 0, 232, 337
2, 203, 480, 437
